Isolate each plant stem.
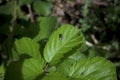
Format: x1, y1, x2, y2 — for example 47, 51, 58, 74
6, 0, 17, 65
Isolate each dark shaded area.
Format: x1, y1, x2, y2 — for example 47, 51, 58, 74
5, 60, 24, 80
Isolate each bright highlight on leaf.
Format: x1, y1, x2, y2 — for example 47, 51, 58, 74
44, 24, 84, 65
57, 57, 117, 80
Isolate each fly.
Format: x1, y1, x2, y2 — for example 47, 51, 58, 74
59, 34, 63, 40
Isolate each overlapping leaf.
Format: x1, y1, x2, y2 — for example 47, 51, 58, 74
14, 37, 41, 59
33, 1, 52, 16
5, 58, 45, 80
42, 72, 68, 80
33, 17, 58, 42
68, 50, 86, 61
44, 24, 84, 65
57, 57, 117, 80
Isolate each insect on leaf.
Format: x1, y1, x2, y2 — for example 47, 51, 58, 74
43, 24, 84, 65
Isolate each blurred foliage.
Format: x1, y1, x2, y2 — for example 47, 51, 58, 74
0, 0, 55, 69
79, 0, 120, 78
0, 0, 119, 79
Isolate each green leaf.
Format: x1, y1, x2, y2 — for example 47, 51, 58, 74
42, 72, 85, 80
89, 47, 112, 58
5, 58, 45, 80
33, 17, 58, 42
14, 37, 41, 59
11, 47, 20, 61
43, 72, 68, 80
33, 1, 52, 16
0, 63, 5, 80
68, 50, 86, 61
44, 24, 84, 65
57, 57, 117, 80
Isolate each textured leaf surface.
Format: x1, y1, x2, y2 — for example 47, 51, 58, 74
44, 24, 84, 65
33, 17, 58, 42
57, 57, 117, 80
0, 63, 5, 80
43, 72, 68, 80
14, 37, 41, 59
68, 51, 86, 61
6, 58, 45, 80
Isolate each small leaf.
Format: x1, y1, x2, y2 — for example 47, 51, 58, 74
0, 63, 5, 80
33, 1, 52, 16
33, 17, 58, 42
14, 37, 41, 59
5, 58, 45, 80
57, 57, 117, 80
44, 24, 84, 65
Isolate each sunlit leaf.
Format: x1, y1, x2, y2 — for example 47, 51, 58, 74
68, 50, 86, 61
57, 57, 117, 80
44, 24, 84, 65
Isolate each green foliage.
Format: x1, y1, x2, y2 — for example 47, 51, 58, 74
0, 63, 5, 80
33, 1, 52, 16
1, 24, 116, 80
14, 37, 41, 59
80, 1, 120, 78
57, 57, 116, 80
80, 0, 91, 31
44, 24, 84, 65
0, 0, 118, 80
33, 16, 58, 42
43, 72, 68, 80
5, 58, 45, 80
